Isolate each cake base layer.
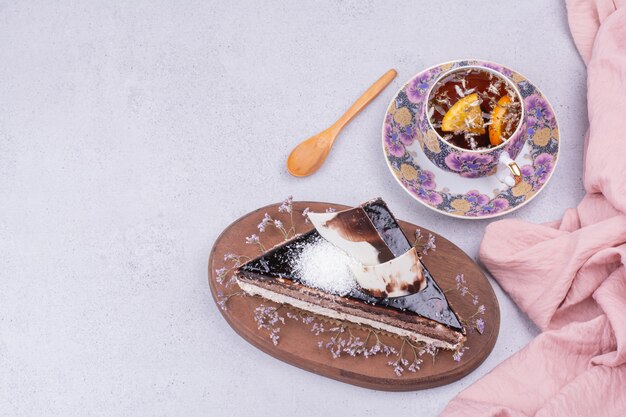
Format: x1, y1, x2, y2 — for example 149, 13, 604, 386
236, 273, 465, 350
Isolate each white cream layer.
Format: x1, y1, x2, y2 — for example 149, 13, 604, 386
237, 279, 459, 350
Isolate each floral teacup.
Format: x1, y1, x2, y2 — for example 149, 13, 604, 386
420, 65, 526, 186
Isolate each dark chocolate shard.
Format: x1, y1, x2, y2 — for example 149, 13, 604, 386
360, 198, 412, 257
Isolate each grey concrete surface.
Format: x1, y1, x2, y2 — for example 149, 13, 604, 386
0, 1, 587, 416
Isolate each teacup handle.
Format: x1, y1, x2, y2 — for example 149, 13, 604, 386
497, 152, 522, 187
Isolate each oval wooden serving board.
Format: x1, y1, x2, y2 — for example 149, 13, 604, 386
209, 201, 500, 391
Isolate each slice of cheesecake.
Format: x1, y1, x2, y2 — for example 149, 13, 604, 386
236, 199, 465, 350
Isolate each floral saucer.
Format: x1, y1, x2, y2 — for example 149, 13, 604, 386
382, 59, 559, 219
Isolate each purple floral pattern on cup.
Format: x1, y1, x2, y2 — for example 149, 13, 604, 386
505, 122, 527, 160
444, 153, 495, 178
525, 95, 553, 123
406, 69, 441, 103
382, 60, 560, 219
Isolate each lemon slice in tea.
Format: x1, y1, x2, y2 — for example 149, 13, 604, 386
488, 95, 512, 146
441, 93, 485, 135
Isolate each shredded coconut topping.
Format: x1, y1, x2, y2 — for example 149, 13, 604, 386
291, 236, 358, 296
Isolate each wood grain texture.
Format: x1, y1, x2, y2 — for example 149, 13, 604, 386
208, 201, 500, 391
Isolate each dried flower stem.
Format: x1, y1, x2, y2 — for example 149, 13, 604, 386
288, 209, 295, 239
413, 229, 436, 255
216, 290, 246, 310
215, 255, 249, 288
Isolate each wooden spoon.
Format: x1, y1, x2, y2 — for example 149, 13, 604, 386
287, 69, 397, 177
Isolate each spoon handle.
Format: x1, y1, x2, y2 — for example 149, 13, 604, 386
329, 68, 397, 136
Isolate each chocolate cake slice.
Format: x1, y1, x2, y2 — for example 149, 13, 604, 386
236, 199, 465, 350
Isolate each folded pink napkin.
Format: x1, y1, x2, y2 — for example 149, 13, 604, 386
440, 1, 626, 415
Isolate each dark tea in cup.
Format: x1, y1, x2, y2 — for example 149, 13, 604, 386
426, 67, 522, 151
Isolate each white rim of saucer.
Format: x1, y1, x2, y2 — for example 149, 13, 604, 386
381, 58, 561, 220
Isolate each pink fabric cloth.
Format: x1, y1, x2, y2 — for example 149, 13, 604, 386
440, 1, 626, 416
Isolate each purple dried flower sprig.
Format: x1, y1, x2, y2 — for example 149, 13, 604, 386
286, 310, 315, 325
245, 234, 260, 244
279, 196, 297, 237
387, 338, 426, 376
312, 323, 446, 376
413, 229, 437, 256
257, 213, 272, 233
475, 318, 485, 334
223, 287, 453, 376
318, 324, 397, 362
254, 305, 286, 346
216, 290, 245, 311
253, 305, 323, 346
245, 233, 266, 253
456, 273, 469, 295
424, 234, 436, 254
278, 195, 293, 214
453, 346, 469, 362
215, 254, 249, 288
257, 212, 291, 240
223, 253, 240, 262
468, 304, 487, 334
257, 196, 299, 239
250, 300, 442, 377
311, 321, 325, 336
455, 273, 488, 334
